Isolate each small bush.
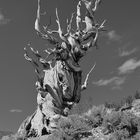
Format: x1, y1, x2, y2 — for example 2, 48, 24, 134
103, 111, 122, 133
104, 101, 122, 111
120, 95, 134, 108
83, 105, 107, 128
134, 91, 140, 99
58, 115, 92, 139
102, 110, 140, 139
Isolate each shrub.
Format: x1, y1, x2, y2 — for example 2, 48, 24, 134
104, 101, 122, 111
84, 105, 107, 127
102, 110, 140, 139
134, 91, 140, 99
103, 111, 122, 133
121, 95, 134, 107
58, 115, 92, 139
112, 129, 129, 140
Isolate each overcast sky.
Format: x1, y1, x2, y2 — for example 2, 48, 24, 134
0, 0, 140, 132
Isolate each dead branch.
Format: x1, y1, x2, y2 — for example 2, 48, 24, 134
81, 62, 96, 90
35, 0, 41, 32
76, 1, 82, 33
35, 0, 59, 45
81, 0, 101, 34
66, 12, 75, 36
30, 47, 41, 59
55, 8, 67, 42
24, 47, 41, 79
98, 19, 106, 31
92, 0, 101, 13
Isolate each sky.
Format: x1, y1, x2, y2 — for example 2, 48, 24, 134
0, 0, 140, 132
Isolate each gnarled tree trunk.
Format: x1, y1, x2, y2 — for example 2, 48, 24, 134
17, 0, 105, 138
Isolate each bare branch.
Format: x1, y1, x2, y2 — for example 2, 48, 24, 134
92, 0, 101, 13
24, 51, 32, 62
44, 49, 51, 55
89, 20, 106, 48
30, 47, 41, 59
81, 62, 96, 90
81, 0, 101, 15
35, 0, 41, 32
24, 46, 51, 84
98, 19, 106, 31
76, 1, 82, 33
66, 12, 75, 35
55, 8, 67, 42
35, 0, 59, 45
92, 28, 98, 48
44, 48, 56, 58
24, 47, 39, 71
81, 0, 92, 10
81, 0, 95, 16
30, 47, 49, 67
43, 16, 52, 31
82, 40, 92, 51
81, 0, 102, 34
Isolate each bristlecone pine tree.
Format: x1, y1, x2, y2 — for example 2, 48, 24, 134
17, 0, 106, 138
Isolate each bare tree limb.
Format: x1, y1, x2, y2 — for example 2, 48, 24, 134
35, 0, 41, 32
81, 0, 101, 34
76, 1, 82, 33
30, 47, 41, 59
98, 19, 106, 31
55, 8, 67, 42
30, 47, 51, 68
24, 47, 40, 78
92, 0, 101, 13
35, 0, 59, 45
43, 16, 52, 31
66, 12, 75, 36
82, 40, 92, 51
81, 62, 96, 90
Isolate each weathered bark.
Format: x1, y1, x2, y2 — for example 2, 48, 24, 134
17, 0, 105, 138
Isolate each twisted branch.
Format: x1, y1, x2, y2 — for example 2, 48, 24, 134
35, 0, 58, 45
81, 62, 96, 90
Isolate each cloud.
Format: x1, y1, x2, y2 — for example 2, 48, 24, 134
0, 11, 10, 25
119, 48, 137, 57
118, 58, 140, 74
106, 30, 121, 42
119, 43, 137, 57
10, 109, 22, 113
93, 76, 126, 89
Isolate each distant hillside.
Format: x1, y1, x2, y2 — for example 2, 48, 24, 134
0, 131, 13, 139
